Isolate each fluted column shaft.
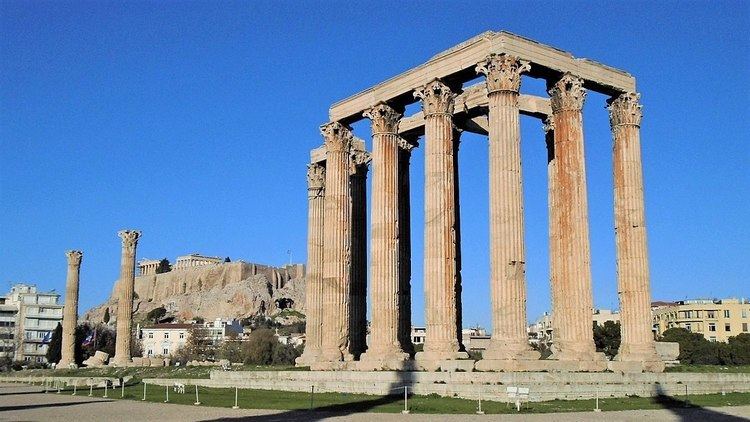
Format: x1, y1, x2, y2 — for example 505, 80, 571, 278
114, 230, 141, 366
609, 93, 660, 362
476, 54, 537, 359
544, 117, 560, 349
59, 250, 82, 368
297, 164, 326, 366
398, 140, 415, 355
320, 122, 354, 362
547, 74, 597, 358
349, 152, 370, 358
362, 103, 406, 360
415, 80, 466, 359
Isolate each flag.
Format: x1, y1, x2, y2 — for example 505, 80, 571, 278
82, 332, 94, 347
41, 331, 52, 344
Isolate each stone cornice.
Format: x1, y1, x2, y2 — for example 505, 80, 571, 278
320, 121, 353, 153
307, 163, 326, 190
414, 79, 455, 116
607, 92, 642, 128
66, 250, 83, 266
548, 73, 587, 113
363, 102, 402, 135
476, 53, 530, 94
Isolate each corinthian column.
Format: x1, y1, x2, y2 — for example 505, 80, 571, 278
319, 122, 354, 363
349, 149, 371, 359
547, 74, 604, 367
113, 229, 141, 366
475, 54, 539, 367
296, 163, 326, 366
398, 137, 416, 356
360, 103, 409, 367
414, 79, 468, 365
608, 92, 663, 371
58, 250, 82, 369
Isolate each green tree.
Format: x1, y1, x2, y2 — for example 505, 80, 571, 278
173, 327, 214, 364
727, 333, 750, 364
146, 306, 167, 323
218, 340, 244, 363
660, 327, 726, 364
103, 308, 110, 324
156, 258, 172, 274
243, 328, 276, 365
593, 321, 621, 360
45, 323, 63, 364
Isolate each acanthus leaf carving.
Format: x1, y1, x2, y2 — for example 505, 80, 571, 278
414, 79, 455, 116
320, 121, 353, 153
548, 73, 587, 113
307, 163, 326, 190
363, 102, 402, 134
118, 230, 142, 254
349, 149, 371, 176
475, 53, 530, 94
607, 92, 642, 127
65, 250, 83, 266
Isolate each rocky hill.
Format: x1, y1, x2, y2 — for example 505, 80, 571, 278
82, 261, 305, 324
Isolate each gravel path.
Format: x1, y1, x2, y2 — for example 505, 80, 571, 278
1, 383, 749, 421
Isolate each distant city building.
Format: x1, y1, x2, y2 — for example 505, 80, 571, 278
408, 326, 489, 351
652, 298, 750, 342
0, 283, 63, 363
140, 318, 243, 357
528, 309, 620, 346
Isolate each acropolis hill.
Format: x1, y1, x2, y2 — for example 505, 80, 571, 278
82, 260, 305, 324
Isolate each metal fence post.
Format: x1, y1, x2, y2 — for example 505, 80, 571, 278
72, 383, 77, 396
142, 382, 147, 401
103, 382, 108, 398
194, 385, 201, 405
594, 389, 601, 412
232, 386, 239, 409
309, 385, 315, 410
401, 385, 410, 414
477, 387, 484, 415
121, 381, 125, 398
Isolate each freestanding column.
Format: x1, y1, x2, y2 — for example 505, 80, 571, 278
296, 163, 326, 366
113, 229, 141, 366
475, 54, 539, 366
608, 92, 663, 371
546, 74, 605, 368
414, 79, 468, 366
58, 250, 82, 369
398, 137, 416, 356
349, 149, 371, 359
360, 103, 409, 367
544, 116, 561, 349
319, 122, 354, 363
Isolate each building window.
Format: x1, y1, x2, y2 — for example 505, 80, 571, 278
742, 309, 748, 318
708, 323, 716, 332
684, 323, 692, 332
163, 348, 169, 355
743, 323, 748, 332
148, 332, 153, 339
147, 349, 153, 356
709, 336, 717, 342
725, 323, 731, 332
179, 332, 185, 339
164, 332, 169, 339
724, 310, 730, 318
707, 311, 716, 319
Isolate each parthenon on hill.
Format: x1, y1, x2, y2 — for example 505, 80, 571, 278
298, 31, 663, 373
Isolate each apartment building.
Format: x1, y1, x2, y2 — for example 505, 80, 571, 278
653, 298, 750, 342
0, 283, 63, 363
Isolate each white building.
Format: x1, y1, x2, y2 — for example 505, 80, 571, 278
0, 284, 63, 363
140, 318, 243, 358
528, 309, 621, 346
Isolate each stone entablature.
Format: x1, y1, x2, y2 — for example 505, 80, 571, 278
174, 254, 224, 271
302, 30, 662, 373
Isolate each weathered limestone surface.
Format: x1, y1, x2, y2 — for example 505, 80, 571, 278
413, 79, 468, 368
113, 230, 141, 366
359, 103, 409, 368
349, 149, 370, 359
58, 250, 82, 369
397, 138, 416, 356
83, 262, 305, 325
608, 92, 663, 371
320, 122, 354, 363
475, 54, 539, 369
546, 75, 605, 369
296, 164, 326, 366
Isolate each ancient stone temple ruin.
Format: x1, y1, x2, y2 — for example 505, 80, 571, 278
299, 31, 662, 373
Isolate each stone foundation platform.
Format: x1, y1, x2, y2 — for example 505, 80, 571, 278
137, 370, 750, 403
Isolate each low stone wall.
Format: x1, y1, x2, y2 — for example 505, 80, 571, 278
139, 371, 750, 403
0, 376, 123, 387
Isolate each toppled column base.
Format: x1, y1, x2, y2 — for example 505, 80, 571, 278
55, 362, 78, 370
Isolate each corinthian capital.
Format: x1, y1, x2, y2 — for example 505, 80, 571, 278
548, 73, 586, 113
307, 163, 325, 190
607, 92, 642, 127
476, 53, 530, 94
414, 79, 455, 116
66, 250, 83, 266
349, 150, 371, 176
397, 137, 417, 153
320, 121, 353, 153
118, 230, 141, 253
543, 115, 555, 134
363, 102, 402, 134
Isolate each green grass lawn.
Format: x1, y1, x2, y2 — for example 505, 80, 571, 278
666, 365, 750, 373
12, 380, 750, 415
5, 364, 304, 380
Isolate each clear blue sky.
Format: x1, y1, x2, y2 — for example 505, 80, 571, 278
1, 1, 748, 328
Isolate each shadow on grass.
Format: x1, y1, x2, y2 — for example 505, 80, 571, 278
202, 370, 412, 421
652, 385, 747, 422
